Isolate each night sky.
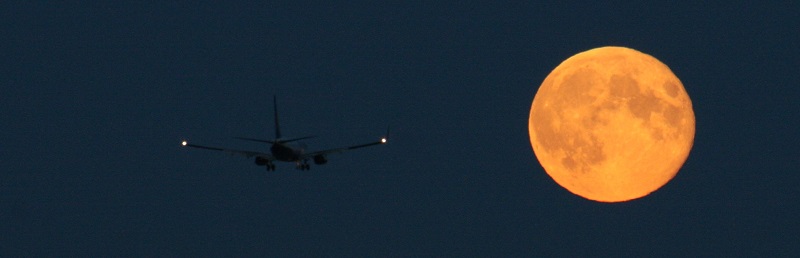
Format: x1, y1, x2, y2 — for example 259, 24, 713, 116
2, 2, 798, 256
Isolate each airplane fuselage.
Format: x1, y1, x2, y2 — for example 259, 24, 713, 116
270, 143, 304, 162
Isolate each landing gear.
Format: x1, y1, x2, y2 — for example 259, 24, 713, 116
256, 157, 276, 171
296, 160, 310, 170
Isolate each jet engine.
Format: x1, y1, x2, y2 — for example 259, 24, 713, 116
313, 155, 327, 165
255, 157, 269, 166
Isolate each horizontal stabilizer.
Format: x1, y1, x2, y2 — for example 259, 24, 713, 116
234, 135, 316, 144
234, 137, 276, 144
279, 135, 316, 143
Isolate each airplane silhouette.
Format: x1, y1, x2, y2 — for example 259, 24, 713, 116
181, 96, 388, 171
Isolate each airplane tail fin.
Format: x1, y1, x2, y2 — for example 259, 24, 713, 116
273, 95, 281, 140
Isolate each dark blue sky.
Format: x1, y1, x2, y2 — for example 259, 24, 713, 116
2, 2, 798, 256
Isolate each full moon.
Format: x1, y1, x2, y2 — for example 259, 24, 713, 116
529, 46, 695, 202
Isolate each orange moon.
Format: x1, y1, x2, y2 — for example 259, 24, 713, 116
528, 46, 695, 202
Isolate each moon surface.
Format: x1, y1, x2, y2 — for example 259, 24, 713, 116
529, 46, 695, 202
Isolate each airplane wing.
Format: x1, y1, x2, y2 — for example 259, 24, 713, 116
301, 127, 390, 159
301, 137, 387, 159
181, 140, 274, 160
301, 127, 389, 159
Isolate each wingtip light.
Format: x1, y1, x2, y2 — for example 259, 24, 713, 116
181, 140, 187, 146
381, 138, 387, 144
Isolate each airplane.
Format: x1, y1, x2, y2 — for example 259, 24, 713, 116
181, 96, 388, 171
